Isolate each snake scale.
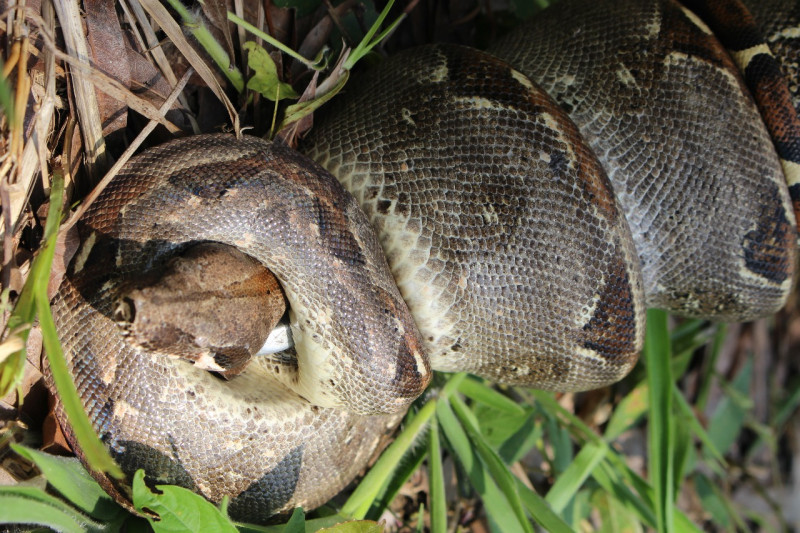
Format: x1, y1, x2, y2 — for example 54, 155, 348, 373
48, 0, 800, 523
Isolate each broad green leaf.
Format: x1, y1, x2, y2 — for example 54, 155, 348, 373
0, 485, 107, 532
11, 444, 121, 521
241, 514, 348, 533
497, 411, 541, 464
132, 470, 237, 532
243, 42, 299, 101
692, 473, 730, 529
472, 403, 530, 448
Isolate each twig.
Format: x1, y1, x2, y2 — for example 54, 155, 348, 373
60, 68, 194, 233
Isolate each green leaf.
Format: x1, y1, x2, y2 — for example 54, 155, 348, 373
163, 0, 244, 92
458, 377, 526, 415
644, 308, 674, 533
14, 171, 122, 479
10, 444, 122, 521
427, 417, 446, 533
0, 485, 107, 532
0, 58, 16, 126
591, 489, 643, 533
341, 401, 435, 519
243, 42, 299, 101
132, 470, 237, 532
318, 521, 384, 533
365, 440, 427, 520
472, 403, 530, 449
707, 357, 753, 455
284, 507, 306, 533
437, 399, 521, 532
344, 0, 404, 70
450, 396, 534, 533
692, 473, 730, 529
604, 384, 648, 441
277, 72, 350, 133
497, 411, 540, 464
545, 441, 606, 513
513, 478, 573, 533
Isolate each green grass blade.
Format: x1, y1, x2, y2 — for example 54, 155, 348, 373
458, 377, 526, 414
513, 478, 573, 533
19, 173, 123, 479
11, 444, 122, 521
0, 485, 108, 532
545, 441, 607, 513
450, 396, 534, 533
644, 308, 674, 533
366, 440, 428, 520
344, 0, 401, 69
603, 384, 648, 441
163, 0, 244, 91
437, 400, 523, 533
436, 397, 476, 476
341, 401, 435, 519
38, 284, 124, 479
672, 384, 724, 464
592, 460, 657, 528
427, 416, 447, 533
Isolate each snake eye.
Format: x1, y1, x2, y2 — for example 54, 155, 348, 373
113, 296, 136, 324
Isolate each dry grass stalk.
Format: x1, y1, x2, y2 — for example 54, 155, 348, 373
51, 0, 109, 179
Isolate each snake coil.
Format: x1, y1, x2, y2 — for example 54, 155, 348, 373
50, 0, 800, 523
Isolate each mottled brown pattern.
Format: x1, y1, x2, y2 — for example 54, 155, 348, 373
50, 0, 800, 524
51, 135, 414, 523
491, 0, 797, 319
304, 44, 645, 390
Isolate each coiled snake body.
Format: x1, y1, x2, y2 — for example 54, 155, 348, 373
50, 0, 800, 523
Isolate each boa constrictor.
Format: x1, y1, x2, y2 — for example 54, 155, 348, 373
49, 0, 800, 523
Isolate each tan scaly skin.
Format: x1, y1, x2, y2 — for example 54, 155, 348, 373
50, 0, 798, 524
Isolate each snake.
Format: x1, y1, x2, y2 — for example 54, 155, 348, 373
47, 0, 800, 524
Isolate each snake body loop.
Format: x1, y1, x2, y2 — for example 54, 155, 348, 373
51, 0, 799, 523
